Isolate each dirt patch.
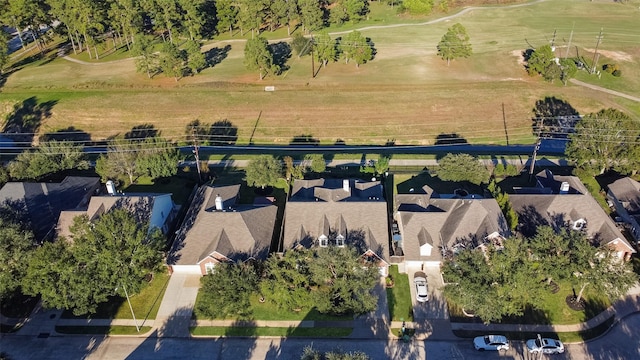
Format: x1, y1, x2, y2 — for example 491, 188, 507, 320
511, 49, 526, 66
583, 49, 634, 62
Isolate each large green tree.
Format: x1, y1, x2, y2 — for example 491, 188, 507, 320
185, 39, 207, 75
159, 41, 186, 81
96, 137, 179, 183
131, 34, 158, 78
437, 23, 472, 66
196, 262, 259, 319
245, 155, 282, 189
261, 250, 314, 311
0, 216, 34, 300
214, 0, 238, 34
304, 153, 326, 173
436, 153, 490, 185
313, 32, 336, 67
244, 36, 279, 80
8, 140, 89, 180
298, 0, 323, 33
308, 246, 379, 315
565, 108, 640, 176
22, 209, 164, 315
340, 31, 372, 68
0, 32, 9, 73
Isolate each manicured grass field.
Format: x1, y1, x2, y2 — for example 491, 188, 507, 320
190, 326, 352, 337
386, 265, 413, 322
2, 1, 638, 146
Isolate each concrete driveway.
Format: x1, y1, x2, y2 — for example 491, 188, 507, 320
407, 265, 448, 321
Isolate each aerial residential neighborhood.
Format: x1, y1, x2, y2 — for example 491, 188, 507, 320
1, 1, 639, 359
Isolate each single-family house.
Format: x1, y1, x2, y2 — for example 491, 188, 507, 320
511, 170, 635, 261
607, 177, 640, 243
394, 185, 509, 270
282, 178, 390, 276
168, 184, 277, 275
56, 192, 177, 240
0, 176, 100, 243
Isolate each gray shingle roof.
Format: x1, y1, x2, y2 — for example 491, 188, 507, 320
510, 193, 634, 251
608, 177, 640, 214
396, 198, 508, 263
284, 178, 389, 262
170, 184, 277, 265
0, 177, 99, 242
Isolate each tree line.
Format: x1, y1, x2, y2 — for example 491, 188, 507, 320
443, 226, 637, 324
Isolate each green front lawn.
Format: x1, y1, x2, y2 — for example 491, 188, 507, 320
124, 176, 196, 206
386, 265, 413, 322
61, 270, 170, 320
193, 293, 350, 322
448, 280, 610, 325
190, 326, 352, 337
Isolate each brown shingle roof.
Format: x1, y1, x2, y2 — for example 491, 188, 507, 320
510, 193, 635, 252
284, 178, 389, 262
608, 177, 640, 214
170, 184, 277, 265
396, 198, 508, 263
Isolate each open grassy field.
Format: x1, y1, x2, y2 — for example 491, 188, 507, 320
1, 0, 638, 146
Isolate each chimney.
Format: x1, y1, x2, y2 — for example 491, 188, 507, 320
343, 179, 350, 192
560, 182, 570, 194
215, 194, 223, 210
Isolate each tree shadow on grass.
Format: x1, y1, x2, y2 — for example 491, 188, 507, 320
39, 126, 91, 144
124, 124, 158, 139
532, 96, 580, 139
209, 120, 238, 145
269, 41, 291, 72
290, 134, 319, 146
204, 44, 231, 68
2, 97, 57, 145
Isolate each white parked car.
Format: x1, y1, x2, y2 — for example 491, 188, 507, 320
414, 273, 428, 302
473, 335, 510, 351
526, 337, 565, 354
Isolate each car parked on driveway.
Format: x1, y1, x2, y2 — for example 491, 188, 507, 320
473, 335, 510, 351
526, 337, 565, 354
413, 272, 428, 302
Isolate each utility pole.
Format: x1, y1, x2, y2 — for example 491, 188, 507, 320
502, 102, 509, 146
192, 128, 202, 183
564, 22, 574, 59
591, 28, 604, 74
529, 119, 542, 182
550, 29, 557, 48
310, 36, 315, 78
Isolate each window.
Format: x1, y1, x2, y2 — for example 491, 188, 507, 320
205, 262, 215, 274
319, 235, 328, 247
336, 234, 345, 247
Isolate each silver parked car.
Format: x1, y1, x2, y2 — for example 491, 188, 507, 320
473, 335, 510, 351
413, 272, 428, 302
526, 337, 565, 354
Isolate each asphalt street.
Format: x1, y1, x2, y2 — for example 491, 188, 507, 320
2, 313, 639, 360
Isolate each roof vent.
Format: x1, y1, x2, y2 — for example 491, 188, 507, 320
343, 179, 350, 192
560, 182, 570, 194
215, 194, 223, 210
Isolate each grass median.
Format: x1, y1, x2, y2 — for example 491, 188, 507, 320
190, 326, 352, 337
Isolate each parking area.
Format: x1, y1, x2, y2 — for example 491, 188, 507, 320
406, 265, 448, 321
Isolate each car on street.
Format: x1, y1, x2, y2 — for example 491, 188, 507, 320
473, 335, 510, 351
526, 337, 565, 354
413, 272, 428, 302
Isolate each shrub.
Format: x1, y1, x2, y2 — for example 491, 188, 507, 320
612, 69, 621, 77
